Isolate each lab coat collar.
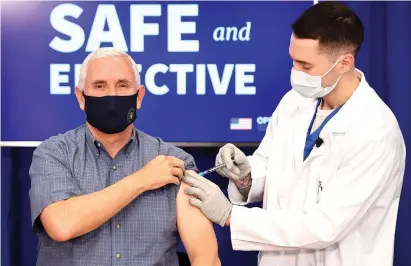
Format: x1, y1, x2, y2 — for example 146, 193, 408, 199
293, 69, 370, 166
298, 68, 369, 134
325, 69, 369, 134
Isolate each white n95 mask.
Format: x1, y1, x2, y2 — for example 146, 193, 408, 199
291, 56, 344, 98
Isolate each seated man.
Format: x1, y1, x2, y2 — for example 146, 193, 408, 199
29, 47, 220, 266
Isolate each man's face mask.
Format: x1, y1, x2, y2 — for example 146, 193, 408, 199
83, 92, 138, 134
290, 56, 345, 98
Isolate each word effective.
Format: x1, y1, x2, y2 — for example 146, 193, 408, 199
50, 63, 256, 95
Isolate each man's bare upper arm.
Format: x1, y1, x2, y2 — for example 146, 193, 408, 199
177, 174, 219, 262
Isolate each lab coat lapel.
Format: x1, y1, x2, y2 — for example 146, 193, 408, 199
306, 131, 332, 159
303, 70, 369, 161
293, 69, 368, 169
304, 106, 350, 162
293, 99, 318, 170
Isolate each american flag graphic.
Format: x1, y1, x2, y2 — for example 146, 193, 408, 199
230, 118, 253, 130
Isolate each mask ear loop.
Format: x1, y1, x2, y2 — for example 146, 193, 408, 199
321, 55, 344, 78
320, 56, 347, 91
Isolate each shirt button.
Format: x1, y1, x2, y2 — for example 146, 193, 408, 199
112, 165, 117, 170
116, 224, 120, 229
116, 253, 121, 259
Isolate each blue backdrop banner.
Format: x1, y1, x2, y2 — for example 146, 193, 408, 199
1, 1, 313, 143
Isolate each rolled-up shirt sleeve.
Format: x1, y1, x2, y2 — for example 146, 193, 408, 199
173, 149, 198, 173
159, 139, 199, 172
157, 139, 199, 199
29, 139, 81, 232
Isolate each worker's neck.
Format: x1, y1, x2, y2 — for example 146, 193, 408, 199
321, 69, 361, 110
87, 123, 133, 158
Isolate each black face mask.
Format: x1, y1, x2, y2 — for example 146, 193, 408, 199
83, 92, 138, 134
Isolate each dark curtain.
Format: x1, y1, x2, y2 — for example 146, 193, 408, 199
2, 2, 411, 266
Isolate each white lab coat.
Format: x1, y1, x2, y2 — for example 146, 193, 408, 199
228, 70, 406, 266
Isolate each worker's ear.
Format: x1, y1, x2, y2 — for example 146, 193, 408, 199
137, 85, 145, 110
340, 54, 355, 73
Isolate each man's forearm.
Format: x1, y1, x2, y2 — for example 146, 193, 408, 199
234, 173, 252, 198
191, 256, 221, 266
41, 172, 149, 241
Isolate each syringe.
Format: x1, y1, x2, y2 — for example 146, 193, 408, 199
198, 163, 227, 176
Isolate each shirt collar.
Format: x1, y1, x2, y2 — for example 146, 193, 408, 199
85, 125, 137, 158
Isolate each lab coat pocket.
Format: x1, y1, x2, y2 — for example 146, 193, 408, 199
314, 159, 340, 205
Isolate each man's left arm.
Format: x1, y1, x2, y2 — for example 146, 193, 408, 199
163, 142, 220, 265
177, 174, 221, 266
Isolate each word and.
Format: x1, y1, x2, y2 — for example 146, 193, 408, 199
213, 22, 251, 42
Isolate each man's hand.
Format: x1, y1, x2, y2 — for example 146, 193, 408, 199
182, 172, 233, 227
139, 155, 185, 190
215, 143, 251, 181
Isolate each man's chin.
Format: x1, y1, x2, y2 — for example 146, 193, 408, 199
86, 122, 134, 136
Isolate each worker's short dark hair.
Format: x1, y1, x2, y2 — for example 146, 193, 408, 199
291, 1, 364, 56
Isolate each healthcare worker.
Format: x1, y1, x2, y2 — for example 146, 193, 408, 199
183, 2, 406, 266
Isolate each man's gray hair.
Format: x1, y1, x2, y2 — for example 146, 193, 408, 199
78, 47, 140, 91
